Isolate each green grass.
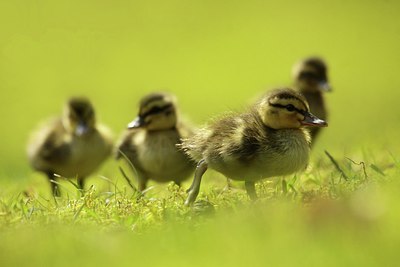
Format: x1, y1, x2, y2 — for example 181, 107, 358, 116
1, 0, 400, 266
1, 160, 400, 266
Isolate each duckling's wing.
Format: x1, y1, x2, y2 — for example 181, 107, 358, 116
213, 112, 266, 162
38, 126, 71, 163
115, 129, 139, 161
27, 118, 72, 168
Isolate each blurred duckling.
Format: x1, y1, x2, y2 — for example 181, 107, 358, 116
292, 57, 331, 141
27, 97, 113, 196
116, 92, 196, 191
182, 88, 327, 205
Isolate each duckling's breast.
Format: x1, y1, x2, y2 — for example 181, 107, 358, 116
134, 130, 195, 182
210, 129, 311, 181
58, 130, 112, 177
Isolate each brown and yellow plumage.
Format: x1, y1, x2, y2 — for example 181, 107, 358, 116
182, 88, 327, 205
116, 92, 196, 191
27, 97, 113, 196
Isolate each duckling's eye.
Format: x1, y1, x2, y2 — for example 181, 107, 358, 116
147, 106, 164, 114
286, 104, 295, 112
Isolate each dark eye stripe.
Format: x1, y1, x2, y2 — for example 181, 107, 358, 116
300, 71, 319, 80
141, 104, 173, 118
269, 103, 306, 115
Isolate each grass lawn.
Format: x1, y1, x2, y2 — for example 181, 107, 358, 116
1, 0, 400, 266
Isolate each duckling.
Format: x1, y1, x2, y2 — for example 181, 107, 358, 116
27, 97, 113, 196
292, 57, 331, 140
182, 88, 327, 205
115, 92, 196, 191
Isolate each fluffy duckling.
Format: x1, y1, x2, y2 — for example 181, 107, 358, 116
292, 57, 331, 140
182, 88, 327, 205
27, 97, 113, 196
116, 92, 196, 191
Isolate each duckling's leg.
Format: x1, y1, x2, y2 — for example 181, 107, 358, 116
185, 159, 208, 206
77, 178, 85, 195
226, 178, 232, 189
245, 181, 257, 200
138, 177, 148, 192
47, 172, 60, 197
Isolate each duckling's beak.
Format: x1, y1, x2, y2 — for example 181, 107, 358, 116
301, 112, 328, 127
127, 116, 146, 129
75, 122, 89, 136
318, 81, 332, 92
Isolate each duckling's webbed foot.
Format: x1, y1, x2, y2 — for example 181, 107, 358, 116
185, 159, 208, 206
245, 181, 257, 200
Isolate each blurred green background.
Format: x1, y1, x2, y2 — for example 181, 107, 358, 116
1, 1, 400, 266
1, 0, 400, 178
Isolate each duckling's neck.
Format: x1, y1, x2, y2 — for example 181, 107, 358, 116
301, 90, 323, 98
297, 85, 321, 95
276, 128, 311, 144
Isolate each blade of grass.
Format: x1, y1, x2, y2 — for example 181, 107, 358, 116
73, 201, 86, 221
118, 149, 140, 180
325, 150, 349, 180
370, 164, 386, 176
50, 177, 78, 197
288, 184, 298, 195
118, 166, 138, 192
346, 157, 368, 179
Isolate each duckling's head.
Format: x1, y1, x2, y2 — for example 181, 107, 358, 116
63, 97, 96, 136
128, 92, 177, 131
258, 88, 328, 129
292, 57, 331, 93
